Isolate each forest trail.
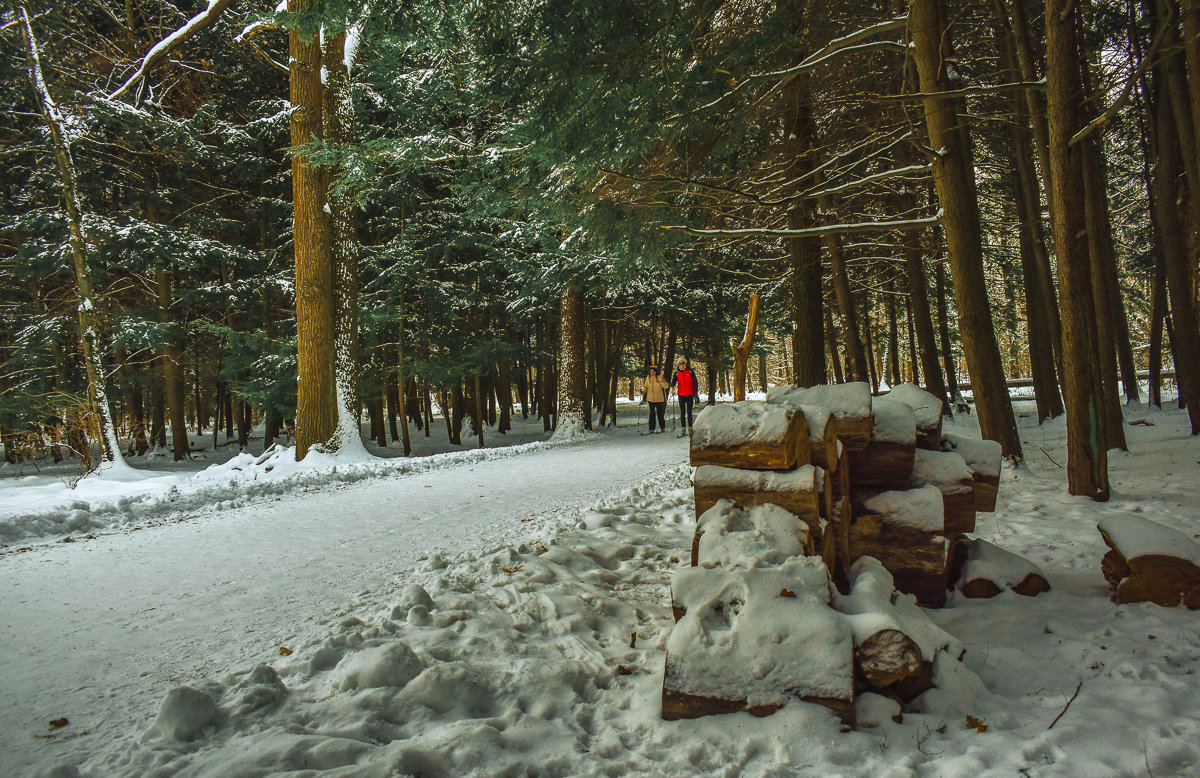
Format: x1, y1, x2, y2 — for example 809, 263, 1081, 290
0, 427, 685, 775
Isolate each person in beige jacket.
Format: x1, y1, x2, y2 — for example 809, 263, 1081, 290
641, 365, 670, 433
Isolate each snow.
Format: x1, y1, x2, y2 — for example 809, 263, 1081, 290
910, 448, 973, 490
694, 499, 812, 569
957, 538, 1048, 591
692, 400, 794, 447
885, 383, 944, 430
870, 395, 917, 444
1097, 515, 1200, 565
693, 463, 819, 494
767, 381, 872, 418
4, 401, 1200, 777
941, 432, 1003, 477
835, 557, 961, 662
862, 484, 944, 531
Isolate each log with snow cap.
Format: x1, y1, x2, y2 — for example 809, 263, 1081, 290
693, 464, 825, 525
662, 557, 855, 724
846, 396, 917, 490
686, 498, 815, 574
940, 433, 1002, 512
767, 381, 873, 452
689, 400, 810, 470
948, 538, 1050, 598
883, 383, 945, 450
1098, 515, 1200, 609
909, 448, 976, 535
848, 485, 949, 608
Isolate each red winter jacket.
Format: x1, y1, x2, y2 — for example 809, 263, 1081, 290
671, 368, 698, 397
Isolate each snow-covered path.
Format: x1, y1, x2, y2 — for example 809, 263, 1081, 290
0, 428, 686, 774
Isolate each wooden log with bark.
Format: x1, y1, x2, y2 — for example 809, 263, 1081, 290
940, 433, 1002, 512
910, 449, 976, 535
689, 498, 815, 570
847, 397, 917, 490
690, 401, 810, 470
768, 382, 874, 451
801, 405, 840, 473
663, 558, 855, 724
693, 464, 823, 526
1098, 516, 1200, 609
885, 384, 945, 450
948, 538, 1051, 598
848, 485, 948, 607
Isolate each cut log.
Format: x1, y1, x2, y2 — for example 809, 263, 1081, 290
801, 406, 840, 472
847, 397, 916, 490
768, 382, 874, 451
834, 557, 963, 702
828, 497, 852, 591
690, 401, 809, 470
689, 499, 814, 571
848, 485, 948, 607
950, 538, 1050, 598
940, 433, 1002, 512
693, 465, 822, 532
1097, 516, 1200, 609
662, 558, 854, 725
885, 384, 944, 450
831, 445, 850, 504
910, 449, 976, 535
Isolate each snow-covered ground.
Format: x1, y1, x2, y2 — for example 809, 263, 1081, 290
4, 400, 1200, 777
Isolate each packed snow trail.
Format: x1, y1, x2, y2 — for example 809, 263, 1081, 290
0, 427, 685, 775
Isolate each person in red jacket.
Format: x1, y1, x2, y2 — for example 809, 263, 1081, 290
669, 357, 700, 436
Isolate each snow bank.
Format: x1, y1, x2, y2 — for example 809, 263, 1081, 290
694, 499, 812, 569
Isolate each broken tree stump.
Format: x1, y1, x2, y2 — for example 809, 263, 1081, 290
948, 538, 1050, 598
663, 558, 855, 724
690, 401, 810, 470
885, 384, 945, 450
940, 433, 1002, 512
848, 485, 948, 608
910, 449, 976, 535
690, 499, 815, 570
1098, 516, 1200, 609
768, 382, 874, 452
847, 397, 916, 491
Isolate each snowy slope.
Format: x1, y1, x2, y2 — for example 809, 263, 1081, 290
5, 401, 1200, 777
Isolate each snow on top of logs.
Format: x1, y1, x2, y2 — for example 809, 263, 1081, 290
767, 382, 872, 418
861, 485, 944, 532
958, 539, 1049, 591
910, 449, 973, 490
667, 558, 852, 706
695, 499, 812, 570
940, 434, 1002, 478
692, 401, 795, 447
1098, 516, 1200, 566
870, 396, 917, 445
835, 557, 962, 660
694, 464, 820, 494
883, 384, 944, 430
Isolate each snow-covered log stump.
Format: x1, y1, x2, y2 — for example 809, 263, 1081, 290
885, 384, 944, 450
1098, 516, 1200, 609
948, 538, 1050, 598
662, 558, 855, 724
940, 434, 1002, 513
848, 486, 948, 608
910, 449, 976, 536
846, 397, 917, 491
693, 464, 823, 529
690, 401, 810, 470
688, 499, 815, 572
768, 382, 874, 452
801, 406, 840, 473
834, 558, 963, 702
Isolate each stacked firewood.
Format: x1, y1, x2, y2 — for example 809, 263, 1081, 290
660, 382, 1031, 726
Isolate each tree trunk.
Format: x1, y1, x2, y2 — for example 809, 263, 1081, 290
911, 0, 1021, 461
1045, 0, 1110, 497
886, 284, 901, 388
936, 261, 961, 405
730, 293, 761, 402
904, 232, 948, 412
290, 0, 335, 458
557, 285, 588, 432
822, 192, 869, 382
156, 270, 189, 461
825, 307, 844, 384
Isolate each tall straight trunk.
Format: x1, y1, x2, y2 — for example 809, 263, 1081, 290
1152, 72, 1200, 432
1149, 263, 1167, 409
131, 384, 148, 455
386, 372, 400, 442
911, 0, 1022, 461
906, 299, 921, 386
157, 269, 189, 460
821, 193, 869, 382
825, 307, 844, 384
886, 285, 901, 387
516, 356, 530, 418
862, 291, 879, 393
936, 261, 961, 404
151, 380, 166, 449
290, 0, 335, 458
397, 334, 411, 457
557, 285, 588, 432
904, 232, 947, 410
1003, 0, 1054, 194
758, 351, 769, 394
1045, 0, 1109, 497
20, 9, 124, 468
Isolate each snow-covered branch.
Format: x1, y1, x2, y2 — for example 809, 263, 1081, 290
661, 213, 941, 239
108, 0, 236, 101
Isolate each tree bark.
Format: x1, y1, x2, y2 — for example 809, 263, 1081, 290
911, 0, 1022, 461
557, 285, 588, 432
731, 294, 761, 401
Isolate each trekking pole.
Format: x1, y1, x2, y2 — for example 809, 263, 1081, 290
671, 391, 677, 432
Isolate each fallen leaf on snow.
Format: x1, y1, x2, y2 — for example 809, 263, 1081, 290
279, 646, 293, 656
966, 715, 987, 733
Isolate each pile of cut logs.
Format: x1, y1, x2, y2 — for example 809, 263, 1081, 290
661, 382, 1036, 726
